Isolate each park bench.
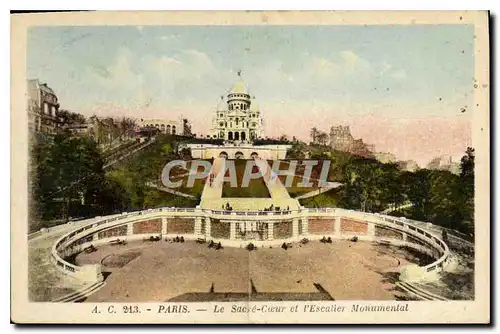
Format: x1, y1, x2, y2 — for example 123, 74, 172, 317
320, 237, 332, 243
83, 245, 97, 253
143, 236, 161, 242
109, 238, 126, 246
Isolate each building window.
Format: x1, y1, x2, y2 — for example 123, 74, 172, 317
172, 125, 176, 135
166, 125, 171, 134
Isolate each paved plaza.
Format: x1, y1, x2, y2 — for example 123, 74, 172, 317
75, 240, 415, 302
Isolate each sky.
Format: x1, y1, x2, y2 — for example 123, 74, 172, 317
27, 25, 474, 166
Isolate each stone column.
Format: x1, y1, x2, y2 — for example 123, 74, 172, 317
127, 222, 134, 236
161, 217, 168, 236
195, 217, 203, 236
402, 232, 408, 243
292, 218, 299, 238
302, 217, 309, 236
230, 221, 236, 240
268, 222, 274, 240
367, 222, 376, 237
93, 233, 99, 241
334, 216, 342, 237
205, 217, 211, 239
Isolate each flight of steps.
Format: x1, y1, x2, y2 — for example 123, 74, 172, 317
52, 281, 106, 303
396, 281, 448, 301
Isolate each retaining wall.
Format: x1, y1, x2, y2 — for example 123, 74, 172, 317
49, 207, 452, 291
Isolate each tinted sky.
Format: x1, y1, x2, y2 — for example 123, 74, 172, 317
27, 25, 474, 165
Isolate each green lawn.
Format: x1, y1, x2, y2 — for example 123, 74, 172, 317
222, 160, 271, 198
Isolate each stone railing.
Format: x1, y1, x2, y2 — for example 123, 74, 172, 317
50, 207, 451, 286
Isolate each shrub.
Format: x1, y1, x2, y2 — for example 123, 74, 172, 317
351, 236, 358, 242
246, 243, 256, 251
300, 238, 309, 244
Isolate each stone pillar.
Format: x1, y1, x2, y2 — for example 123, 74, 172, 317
292, 218, 299, 238
195, 217, 203, 236
334, 216, 342, 237
127, 222, 134, 236
302, 217, 309, 236
402, 232, 408, 243
205, 218, 211, 239
93, 233, 99, 241
268, 222, 274, 240
161, 217, 168, 236
367, 222, 376, 236
230, 221, 236, 240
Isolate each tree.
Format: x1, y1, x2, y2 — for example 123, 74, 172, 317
316, 131, 329, 146
458, 147, 475, 233
31, 133, 106, 222
310, 127, 319, 144
56, 109, 86, 125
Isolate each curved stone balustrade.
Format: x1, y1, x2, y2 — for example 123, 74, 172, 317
50, 207, 452, 288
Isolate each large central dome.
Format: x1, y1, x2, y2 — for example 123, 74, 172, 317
229, 80, 249, 95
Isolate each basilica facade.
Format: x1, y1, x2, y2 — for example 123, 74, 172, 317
210, 77, 263, 142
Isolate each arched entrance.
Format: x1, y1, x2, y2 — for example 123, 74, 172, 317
241, 132, 246, 141
219, 151, 228, 159
234, 132, 240, 141
250, 152, 259, 159
235, 151, 244, 159
228, 132, 233, 141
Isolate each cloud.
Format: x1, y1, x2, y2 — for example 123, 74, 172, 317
88, 47, 138, 91
305, 50, 373, 80
159, 34, 180, 43
151, 49, 215, 76
389, 69, 406, 80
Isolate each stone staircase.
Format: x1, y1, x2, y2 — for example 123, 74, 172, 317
396, 281, 448, 301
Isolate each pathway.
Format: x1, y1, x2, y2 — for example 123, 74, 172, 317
199, 157, 226, 207
295, 182, 343, 200
254, 158, 291, 200
145, 181, 196, 199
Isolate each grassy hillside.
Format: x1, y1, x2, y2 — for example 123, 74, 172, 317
105, 135, 199, 209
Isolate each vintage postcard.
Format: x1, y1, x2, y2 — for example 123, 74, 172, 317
11, 11, 490, 324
